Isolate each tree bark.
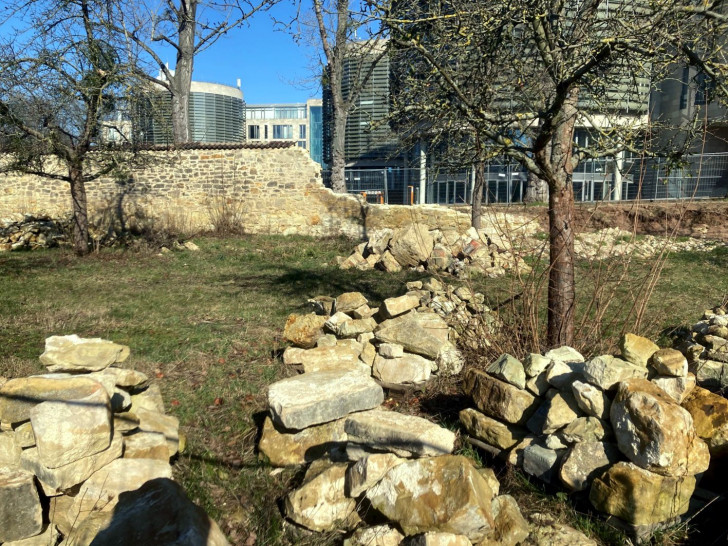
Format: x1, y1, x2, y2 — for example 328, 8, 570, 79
524, 172, 549, 203
330, 109, 348, 193
69, 164, 90, 256
471, 161, 485, 229
170, 0, 197, 144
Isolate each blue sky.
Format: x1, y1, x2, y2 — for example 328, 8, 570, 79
182, 2, 322, 105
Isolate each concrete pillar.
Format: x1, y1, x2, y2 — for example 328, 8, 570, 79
613, 151, 624, 201
419, 142, 427, 204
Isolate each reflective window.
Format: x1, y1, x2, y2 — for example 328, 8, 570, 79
273, 125, 293, 139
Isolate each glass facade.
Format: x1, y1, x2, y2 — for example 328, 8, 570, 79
309, 105, 324, 166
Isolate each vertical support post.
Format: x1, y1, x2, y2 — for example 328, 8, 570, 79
383, 168, 389, 204
419, 141, 427, 204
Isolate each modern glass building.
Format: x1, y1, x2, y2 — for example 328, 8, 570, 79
137, 81, 245, 144
245, 99, 324, 165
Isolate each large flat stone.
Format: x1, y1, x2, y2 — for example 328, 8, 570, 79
0, 468, 43, 542
389, 223, 434, 267
583, 355, 647, 391
571, 380, 610, 419
345, 409, 455, 457
282, 313, 327, 348
0, 376, 107, 424
559, 442, 620, 492
463, 369, 538, 426
346, 453, 406, 497
589, 462, 696, 525
681, 386, 728, 456
296, 345, 368, 374
382, 295, 420, 318
375, 313, 450, 360
20, 430, 123, 490
39, 334, 129, 372
619, 333, 659, 367
459, 408, 528, 450
268, 370, 383, 430
487, 354, 526, 390
30, 384, 111, 468
258, 416, 348, 467
372, 354, 432, 386
0, 431, 21, 467
135, 408, 180, 457
366, 455, 495, 541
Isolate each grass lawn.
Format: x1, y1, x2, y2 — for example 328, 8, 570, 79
1, 234, 726, 545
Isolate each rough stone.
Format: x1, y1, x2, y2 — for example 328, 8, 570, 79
382, 294, 420, 318
0, 431, 21, 466
570, 380, 609, 420
619, 333, 659, 367
487, 354, 526, 390
352, 304, 377, 320
344, 525, 404, 546
282, 313, 327, 348
123, 431, 170, 461
436, 343, 464, 376
258, 416, 347, 467
378, 250, 403, 272
610, 378, 709, 476
523, 353, 551, 378
681, 386, 728, 456
480, 495, 529, 546
375, 312, 449, 359
544, 346, 584, 365
526, 513, 598, 546
284, 462, 360, 532
523, 444, 561, 484
389, 224, 434, 267
525, 372, 550, 397
20, 430, 123, 490
297, 345, 366, 374
336, 292, 369, 314
692, 359, 728, 389
129, 383, 165, 414
360, 341, 377, 367
527, 390, 581, 435
366, 455, 495, 541
345, 409, 455, 457
372, 353, 432, 386
379, 343, 404, 358
268, 370, 383, 430
651, 373, 696, 404
0, 468, 43, 542
464, 369, 538, 426
649, 348, 688, 377
30, 384, 111, 468
506, 436, 537, 467
589, 462, 696, 525
0, 375, 108, 424
583, 355, 648, 391
91, 367, 150, 391
114, 412, 140, 433
404, 532, 472, 546
337, 317, 378, 338
559, 442, 620, 491
346, 453, 406, 497
135, 408, 180, 457
39, 334, 129, 373
561, 416, 610, 444
3, 524, 60, 546
459, 408, 528, 450
545, 360, 585, 390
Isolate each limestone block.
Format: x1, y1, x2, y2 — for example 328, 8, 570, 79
651, 373, 696, 404
589, 462, 696, 525
130, 383, 165, 414
375, 313, 449, 359
524, 353, 551, 378
346, 453, 406, 497
522, 444, 561, 484
571, 380, 610, 419
39, 334, 129, 372
610, 378, 709, 476
366, 455, 495, 541
360, 341, 377, 367
436, 343, 464, 376
344, 525, 404, 546
479, 495, 529, 546
0, 468, 43, 542
544, 346, 584, 365
368, 229, 394, 256
3, 524, 59, 546
0, 375, 108, 424
527, 389, 581, 435
336, 292, 369, 314
545, 360, 585, 391
379, 343, 404, 359
681, 386, 728, 456
297, 345, 367, 374
337, 317, 378, 338
526, 514, 598, 545
258, 416, 347, 467
135, 408, 180, 457
583, 355, 648, 391
282, 346, 305, 365
30, 383, 111, 468
113, 412, 140, 433
345, 409, 455, 457
464, 369, 538, 426
372, 354, 432, 386
268, 370, 383, 430
382, 294, 420, 318
649, 348, 688, 377
525, 372, 550, 397
404, 532, 472, 545
389, 223, 434, 267
0, 431, 21, 466
619, 333, 659, 367
123, 431, 170, 461
559, 442, 620, 492
284, 462, 360, 532
282, 313, 327, 348
459, 408, 528, 450
487, 354, 526, 390
324, 311, 353, 333
20, 430, 123, 490
352, 304, 377, 319
378, 250, 403, 272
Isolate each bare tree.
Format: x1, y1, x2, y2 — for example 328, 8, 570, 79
0, 0, 148, 255
308, 0, 388, 193
375, 0, 728, 347
113, 0, 276, 143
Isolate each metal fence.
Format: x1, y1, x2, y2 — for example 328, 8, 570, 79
321, 153, 728, 205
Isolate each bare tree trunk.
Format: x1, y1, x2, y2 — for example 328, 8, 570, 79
330, 110, 348, 193
69, 164, 90, 256
170, 0, 197, 144
547, 180, 575, 347
472, 161, 484, 229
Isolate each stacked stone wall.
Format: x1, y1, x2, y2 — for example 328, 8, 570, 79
0, 147, 474, 238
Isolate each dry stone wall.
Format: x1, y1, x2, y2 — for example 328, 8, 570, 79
0, 146, 482, 240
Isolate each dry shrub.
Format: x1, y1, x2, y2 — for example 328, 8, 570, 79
206, 195, 245, 236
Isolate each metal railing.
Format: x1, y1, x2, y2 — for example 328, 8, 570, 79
321, 153, 728, 205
